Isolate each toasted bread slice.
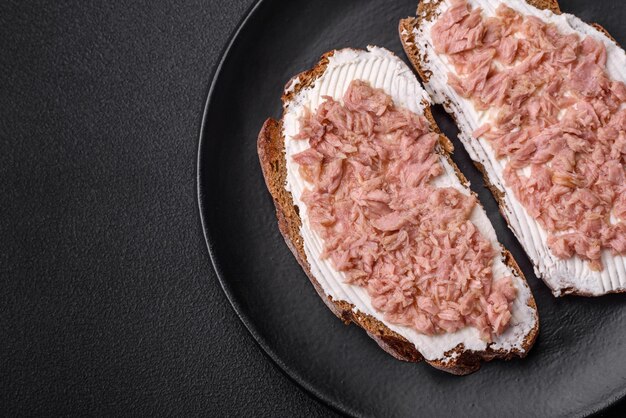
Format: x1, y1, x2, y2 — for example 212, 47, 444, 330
257, 46, 538, 374
400, 0, 626, 296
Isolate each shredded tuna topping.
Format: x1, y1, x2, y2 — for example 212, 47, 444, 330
431, 0, 626, 271
292, 80, 516, 340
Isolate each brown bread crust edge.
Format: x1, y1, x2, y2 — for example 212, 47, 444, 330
257, 49, 539, 374
399, 0, 626, 297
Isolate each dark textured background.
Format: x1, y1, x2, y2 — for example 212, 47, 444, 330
0, 0, 338, 415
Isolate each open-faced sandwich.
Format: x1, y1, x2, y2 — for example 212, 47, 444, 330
400, 0, 626, 296
258, 46, 538, 374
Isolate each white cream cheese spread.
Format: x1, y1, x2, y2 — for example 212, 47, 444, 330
282, 46, 537, 361
411, 0, 626, 295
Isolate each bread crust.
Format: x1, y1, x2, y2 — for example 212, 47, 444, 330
399, 0, 626, 297
257, 49, 538, 374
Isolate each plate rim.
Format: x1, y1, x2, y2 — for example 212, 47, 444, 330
196, 0, 626, 416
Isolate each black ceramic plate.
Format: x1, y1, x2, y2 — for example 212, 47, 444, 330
198, 1, 626, 416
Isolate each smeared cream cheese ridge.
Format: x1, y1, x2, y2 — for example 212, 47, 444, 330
282, 46, 536, 361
